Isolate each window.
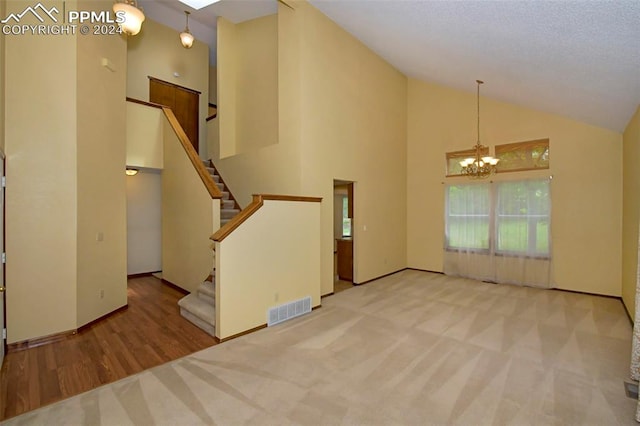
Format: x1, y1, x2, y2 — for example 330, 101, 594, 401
445, 183, 490, 250
496, 180, 550, 255
445, 179, 550, 257
495, 139, 549, 173
342, 196, 352, 237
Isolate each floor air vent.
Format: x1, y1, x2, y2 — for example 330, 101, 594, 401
268, 296, 312, 327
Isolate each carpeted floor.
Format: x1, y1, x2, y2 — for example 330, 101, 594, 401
3, 270, 636, 425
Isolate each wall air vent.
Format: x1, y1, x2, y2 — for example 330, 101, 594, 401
267, 296, 312, 327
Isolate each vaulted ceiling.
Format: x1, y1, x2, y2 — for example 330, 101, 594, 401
142, 0, 640, 132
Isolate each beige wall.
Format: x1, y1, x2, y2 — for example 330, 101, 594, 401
213, 2, 407, 295
209, 66, 217, 104
126, 169, 162, 275
210, 7, 302, 207
622, 105, 640, 319
236, 15, 278, 154
216, 15, 278, 158
127, 19, 210, 159
216, 17, 237, 159
126, 102, 163, 169
407, 79, 623, 296
5, 0, 78, 342
215, 199, 321, 339
298, 1, 408, 293
76, 0, 128, 327
162, 119, 219, 293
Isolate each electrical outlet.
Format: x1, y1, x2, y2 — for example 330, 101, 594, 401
99, 289, 105, 299
274, 292, 279, 302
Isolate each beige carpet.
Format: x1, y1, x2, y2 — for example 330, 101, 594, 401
3, 270, 636, 425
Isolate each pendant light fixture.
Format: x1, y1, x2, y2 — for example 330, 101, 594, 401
113, 0, 145, 36
180, 11, 195, 49
459, 80, 500, 179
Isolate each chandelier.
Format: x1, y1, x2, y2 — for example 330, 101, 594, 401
180, 11, 195, 49
459, 80, 499, 179
113, 0, 145, 36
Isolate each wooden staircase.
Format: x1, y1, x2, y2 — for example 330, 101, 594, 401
177, 160, 242, 337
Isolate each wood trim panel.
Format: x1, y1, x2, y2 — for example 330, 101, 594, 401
7, 329, 77, 353
148, 76, 202, 95
126, 97, 164, 109
162, 107, 222, 199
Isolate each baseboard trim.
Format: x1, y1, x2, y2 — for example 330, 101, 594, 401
127, 271, 161, 279
77, 305, 129, 333
355, 267, 407, 286
321, 292, 335, 298
406, 268, 445, 275
8, 329, 77, 353
161, 278, 190, 295
215, 324, 267, 343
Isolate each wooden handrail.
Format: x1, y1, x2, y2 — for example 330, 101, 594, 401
211, 194, 322, 242
161, 107, 222, 199
258, 194, 322, 203
126, 97, 164, 109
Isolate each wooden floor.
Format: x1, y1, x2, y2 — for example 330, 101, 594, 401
0, 276, 217, 421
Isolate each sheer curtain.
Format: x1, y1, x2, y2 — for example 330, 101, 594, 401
443, 178, 552, 288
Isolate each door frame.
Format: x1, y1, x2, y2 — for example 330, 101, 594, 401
0, 151, 6, 365
333, 179, 355, 285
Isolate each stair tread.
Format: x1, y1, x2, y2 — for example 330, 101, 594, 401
178, 293, 215, 324
198, 280, 215, 298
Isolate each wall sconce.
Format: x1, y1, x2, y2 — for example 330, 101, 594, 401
113, 0, 145, 36
180, 11, 194, 49
125, 168, 139, 176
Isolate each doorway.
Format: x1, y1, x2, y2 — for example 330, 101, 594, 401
333, 180, 354, 293
149, 77, 200, 153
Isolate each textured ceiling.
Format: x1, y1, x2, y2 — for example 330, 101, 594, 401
142, 0, 640, 132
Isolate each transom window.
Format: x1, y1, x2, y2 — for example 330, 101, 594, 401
495, 139, 549, 173
445, 139, 549, 176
